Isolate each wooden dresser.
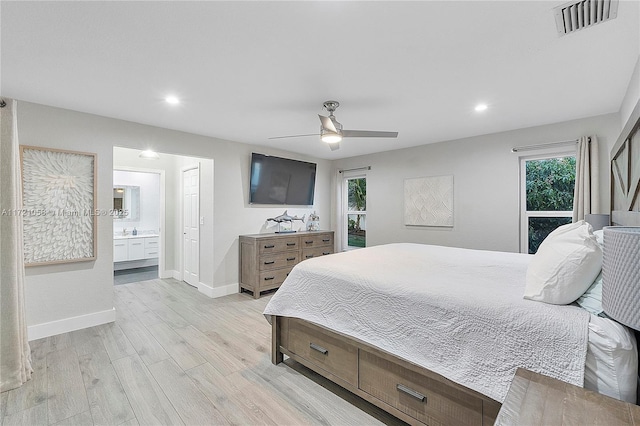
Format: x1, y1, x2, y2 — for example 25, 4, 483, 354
239, 231, 334, 298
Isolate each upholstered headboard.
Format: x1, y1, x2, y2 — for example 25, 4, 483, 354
611, 99, 640, 226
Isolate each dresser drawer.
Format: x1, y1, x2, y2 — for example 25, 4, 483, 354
258, 237, 299, 255
300, 233, 333, 249
258, 267, 293, 289
302, 246, 334, 260
287, 319, 358, 387
359, 351, 482, 426
258, 252, 299, 271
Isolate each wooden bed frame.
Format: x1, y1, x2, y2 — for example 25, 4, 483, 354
271, 316, 501, 426
271, 99, 640, 426
611, 99, 640, 227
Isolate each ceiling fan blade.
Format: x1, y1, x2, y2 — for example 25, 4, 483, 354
268, 133, 320, 140
342, 130, 398, 138
318, 115, 338, 133
328, 142, 341, 151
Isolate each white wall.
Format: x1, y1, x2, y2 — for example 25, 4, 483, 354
332, 113, 620, 254
17, 101, 332, 337
620, 55, 640, 129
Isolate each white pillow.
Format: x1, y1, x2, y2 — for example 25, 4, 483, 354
576, 272, 604, 316
593, 229, 604, 247
524, 220, 602, 305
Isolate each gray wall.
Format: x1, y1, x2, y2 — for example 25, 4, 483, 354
332, 113, 621, 254
17, 101, 331, 331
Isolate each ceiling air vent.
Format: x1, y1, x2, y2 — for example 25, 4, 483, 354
554, 0, 618, 36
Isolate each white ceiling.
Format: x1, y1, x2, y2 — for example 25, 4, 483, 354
2, 1, 639, 160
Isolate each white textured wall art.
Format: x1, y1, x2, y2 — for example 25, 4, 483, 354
404, 175, 454, 227
21, 146, 96, 265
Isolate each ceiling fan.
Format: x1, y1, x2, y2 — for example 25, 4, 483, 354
269, 101, 398, 151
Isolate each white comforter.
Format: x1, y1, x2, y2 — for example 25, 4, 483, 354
263, 243, 591, 403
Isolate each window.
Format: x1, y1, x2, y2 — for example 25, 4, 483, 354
342, 174, 366, 250
520, 154, 576, 254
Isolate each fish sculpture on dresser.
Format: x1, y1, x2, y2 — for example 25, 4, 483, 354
266, 210, 305, 233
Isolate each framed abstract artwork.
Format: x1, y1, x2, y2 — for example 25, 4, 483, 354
404, 175, 454, 227
20, 146, 97, 266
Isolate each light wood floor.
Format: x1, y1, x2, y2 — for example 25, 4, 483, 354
0, 278, 405, 426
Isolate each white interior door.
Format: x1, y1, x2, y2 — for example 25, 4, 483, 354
182, 167, 199, 287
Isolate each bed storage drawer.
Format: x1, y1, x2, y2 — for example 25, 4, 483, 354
359, 351, 483, 426
287, 319, 358, 387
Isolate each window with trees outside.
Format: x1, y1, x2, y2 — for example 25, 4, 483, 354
521, 154, 576, 254
344, 175, 366, 249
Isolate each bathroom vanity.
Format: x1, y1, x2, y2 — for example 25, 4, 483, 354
113, 234, 159, 270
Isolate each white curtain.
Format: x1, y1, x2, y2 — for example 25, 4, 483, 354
0, 98, 33, 392
572, 135, 600, 222
334, 170, 344, 252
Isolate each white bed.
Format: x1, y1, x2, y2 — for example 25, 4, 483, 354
264, 243, 637, 404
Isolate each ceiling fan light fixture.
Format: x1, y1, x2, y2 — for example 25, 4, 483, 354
165, 96, 180, 105
321, 132, 342, 144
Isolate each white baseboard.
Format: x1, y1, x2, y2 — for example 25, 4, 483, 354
27, 308, 116, 341
171, 270, 182, 281
160, 269, 175, 279
198, 282, 238, 299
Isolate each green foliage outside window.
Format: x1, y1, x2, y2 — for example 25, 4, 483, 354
347, 178, 366, 247
526, 157, 576, 211
525, 156, 576, 253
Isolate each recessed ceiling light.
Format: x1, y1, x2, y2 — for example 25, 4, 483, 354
475, 103, 488, 112
165, 96, 180, 105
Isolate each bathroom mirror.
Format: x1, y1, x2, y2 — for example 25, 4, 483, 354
113, 185, 140, 221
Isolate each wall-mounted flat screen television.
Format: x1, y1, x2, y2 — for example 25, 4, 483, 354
249, 153, 316, 205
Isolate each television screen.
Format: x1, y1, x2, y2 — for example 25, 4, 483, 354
249, 153, 316, 205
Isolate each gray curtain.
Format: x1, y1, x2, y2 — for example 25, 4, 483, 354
0, 98, 33, 392
573, 135, 600, 222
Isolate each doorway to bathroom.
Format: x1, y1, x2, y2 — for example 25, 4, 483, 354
113, 169, 163, 284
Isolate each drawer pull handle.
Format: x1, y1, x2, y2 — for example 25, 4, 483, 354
132, 243, 142, 246
306, 255, 314, 259
264, 261, 275, 265
322, 239, 330, 242
287, 257, 296, 261
396, 384, 426, 402
305, 241, 313, 244
309, 343, 328, 355
287, 242, 296, 246
264, 244, 275, 248
264, 277, 275, 281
